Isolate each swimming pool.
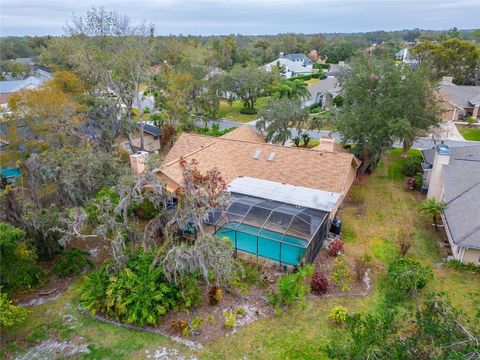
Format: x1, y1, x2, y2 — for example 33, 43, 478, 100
215, 222, 308, 265
0, 167, 20, 178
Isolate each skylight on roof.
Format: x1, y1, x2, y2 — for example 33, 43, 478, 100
267, 152, 277, 161
253, 150, 262, 160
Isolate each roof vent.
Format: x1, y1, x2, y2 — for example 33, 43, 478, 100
253, 150, 262, 160
267, 152, 277, 161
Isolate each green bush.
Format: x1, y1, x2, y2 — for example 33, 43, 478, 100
195, 124, 236, 137
330, 255, 353, 292
80, 253, 184, 326
85, 187, 120, 224
329, 305, 348, 324
269, 264, 314, 311
175, 275, 203, 309
402, 155, 423, 177
0, 293, 29, 328
332, 95, 344, 107
132, 198, 160, 220
0, 223, 43, 292
53, 248, 92, 278
314, 63, 331, 70
239, 107, 258, 115
388, 258, 433, 294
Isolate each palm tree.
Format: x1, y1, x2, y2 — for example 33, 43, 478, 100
419, 198, 446, 231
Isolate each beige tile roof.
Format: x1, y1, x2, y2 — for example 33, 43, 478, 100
220, 125, 264, 143
158, 132, 358, 195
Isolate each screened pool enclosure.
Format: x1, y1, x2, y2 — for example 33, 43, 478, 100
206, 194, 330, 266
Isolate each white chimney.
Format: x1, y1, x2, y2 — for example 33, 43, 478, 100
426, 144, 451, 201
442, 76, 453, 84
279, 52, 284, 58
130, 151, 149, 175
317, 137, 335, 152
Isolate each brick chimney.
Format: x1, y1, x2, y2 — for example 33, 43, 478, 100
317, 137, 335, 152
426, 144, 451, 200
130, 151, 149, 175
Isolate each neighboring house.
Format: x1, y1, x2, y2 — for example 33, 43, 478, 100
154, 125, 360, 267
325, 61, 350, 78
264, 53, 313, 79
395, 47, 418, 66
14, 57, 34, 65
438, 77, 480, 122
283, 53, 314, 68
303, 77, 341, 108
132, 93, 155, 112
0, 69, 52, 113
130, 123, 161, 153
422, 143, 480, 264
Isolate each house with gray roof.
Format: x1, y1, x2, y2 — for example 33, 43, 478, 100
283, 53, 314, 67
264, 53, 313, 79
303, 77, 341, 108
421, 143, 480, 264
439, 77, 480, 122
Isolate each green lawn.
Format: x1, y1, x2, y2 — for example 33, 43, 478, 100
457, 126, 480, 141
3, 149, 479, 359
217, 98, 268, 123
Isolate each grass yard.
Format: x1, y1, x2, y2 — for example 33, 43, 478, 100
457, 125, 480, 141
3, 149, 479, 359
217, 98, 268, 123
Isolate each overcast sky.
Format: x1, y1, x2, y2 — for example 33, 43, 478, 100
1, 0, 479, 36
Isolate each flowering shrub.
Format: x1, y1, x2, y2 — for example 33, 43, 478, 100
328, 238, 344, 257
208, 285, 223, 305
310, 271, 329, 294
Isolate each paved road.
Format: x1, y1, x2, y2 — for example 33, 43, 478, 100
196, 119, 477, 150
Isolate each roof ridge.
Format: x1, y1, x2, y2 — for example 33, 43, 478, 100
180, 132, 352, 156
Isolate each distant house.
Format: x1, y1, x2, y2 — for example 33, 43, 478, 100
130, 123, 161, 153
438, 77, 480, 122
395, 47, 418, 66
264, 52, 313, 79
421, 144, 480, 264
325, 61, 350, 78
303, 77, 341, 108
0, 68, 52, 112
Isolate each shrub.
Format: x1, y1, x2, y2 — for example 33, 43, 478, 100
223, 311, 236, 328
402, 155, 422, 177
397, 222, 415, 257
310, 271, 329, 294
0, 293, 29, 328
293, 136, 301, 146
176, 275, 203, 309
170, 319, 189, 335
269, 264, 314, 311
239, 107, 257, 115
388, 258, 433, 294
0, 222, 43, 292
80, 253, 181, 326
85, 187, 120, 224
208, 285, 223, 305
131, 198, 160, 220
332, 95, 344, 107
466, 116, 476, 126
53, 248, 92, 278
331, 255, 352, 292
329, 305, 348, 324
328, 238, 344, 257
354, 253, 372, 282
235, 307, 246, 316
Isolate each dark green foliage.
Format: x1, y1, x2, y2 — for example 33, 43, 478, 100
402, 154, 423, 177
0, 222, 43, 292
325, 293, 479, 359
388, 258, 433, 294
53, 248, 92, 278
332, 95, 344, 107
175, 275, 203, 309
446, 260, 480, 274
132, 198, 160, 220
239, 107, 258, 115
80, 253, 186, 326
314, 63, 331, 69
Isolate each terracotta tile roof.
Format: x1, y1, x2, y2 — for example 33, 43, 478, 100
158, 132, 358, 195
220, 125, 264, 143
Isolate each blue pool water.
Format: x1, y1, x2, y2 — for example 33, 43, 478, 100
215, 222, 307, 265
0, 167, 20, 178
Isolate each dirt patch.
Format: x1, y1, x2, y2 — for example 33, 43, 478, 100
145, 347, 198, 360
14, 274, 73, 308
13, 337, 89, 360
